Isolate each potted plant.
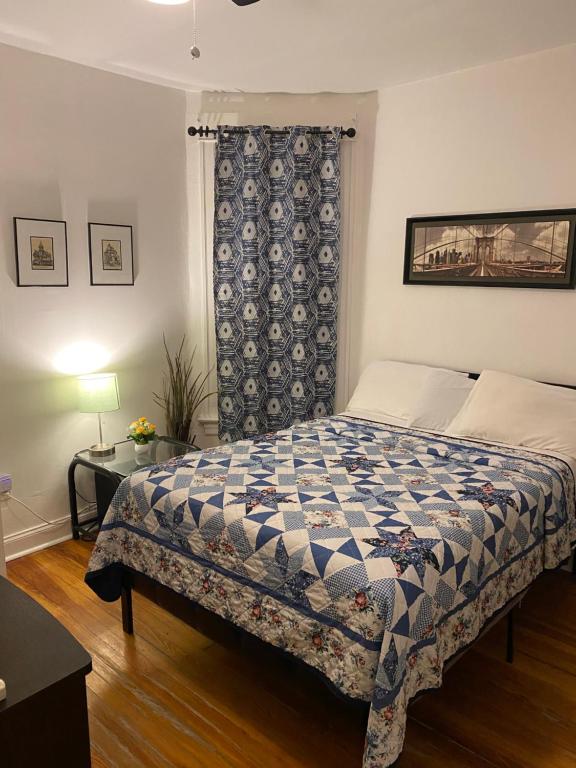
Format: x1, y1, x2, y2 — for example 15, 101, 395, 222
127, 417, 157, 454
153, 335, 213, 446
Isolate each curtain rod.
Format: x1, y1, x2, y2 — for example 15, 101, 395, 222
187, 125, 357, 139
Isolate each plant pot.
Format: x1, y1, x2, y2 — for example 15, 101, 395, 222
134, 442, 151, 455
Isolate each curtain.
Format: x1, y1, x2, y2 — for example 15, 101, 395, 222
213, 125, 341, 442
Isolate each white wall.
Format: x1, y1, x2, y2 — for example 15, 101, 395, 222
359, 44, 576, 385
0, 44, 189, 558
186, 90, 379, 443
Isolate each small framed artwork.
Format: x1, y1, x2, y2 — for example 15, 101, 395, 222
88, 223, 134, 285
404, 209, 576, 289
14, 217, 68, 287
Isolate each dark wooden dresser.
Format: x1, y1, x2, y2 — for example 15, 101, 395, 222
0, 576, 92, 767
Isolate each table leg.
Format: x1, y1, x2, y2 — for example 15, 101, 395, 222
67, 460, 80, 541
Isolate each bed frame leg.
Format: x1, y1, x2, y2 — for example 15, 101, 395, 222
506, 608, 514, 664
121, 574, 134, 635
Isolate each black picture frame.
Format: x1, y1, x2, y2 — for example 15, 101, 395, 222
88, 222, 134, 286
403, 209, 576, 289
14, 217, 69, 287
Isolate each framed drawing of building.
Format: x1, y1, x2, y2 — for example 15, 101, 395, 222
14, 217, 69, 287
88, 223, 134, 285
404, 209, 576, 289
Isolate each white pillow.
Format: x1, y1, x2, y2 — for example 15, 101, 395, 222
446, 369, 576, 459
406, 370, 475, 432
346, 361, 467, 424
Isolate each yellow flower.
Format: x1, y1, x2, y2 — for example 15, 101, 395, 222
139, 417, 147, 423
136, 426, 144, 434
149, 423, 156, 432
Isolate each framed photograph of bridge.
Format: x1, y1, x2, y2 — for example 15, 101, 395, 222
404, 209, 576, 289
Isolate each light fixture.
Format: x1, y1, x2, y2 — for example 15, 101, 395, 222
78, 373, 120, 458
147, 0, 190, 5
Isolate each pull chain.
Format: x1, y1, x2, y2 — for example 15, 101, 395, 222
190, 0, 200, 59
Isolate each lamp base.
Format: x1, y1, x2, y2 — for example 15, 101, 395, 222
89, 442, 116, 458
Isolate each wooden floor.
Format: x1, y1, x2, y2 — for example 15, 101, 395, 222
7, 541, 576, 768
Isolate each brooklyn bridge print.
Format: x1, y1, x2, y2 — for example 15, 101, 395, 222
404, 210, 576, 288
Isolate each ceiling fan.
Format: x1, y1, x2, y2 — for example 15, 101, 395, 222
231, 0, 261, 5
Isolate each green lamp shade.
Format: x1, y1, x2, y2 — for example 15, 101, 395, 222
77, 373, 120, 413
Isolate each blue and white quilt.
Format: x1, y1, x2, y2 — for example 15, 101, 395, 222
86, 417, 576, 767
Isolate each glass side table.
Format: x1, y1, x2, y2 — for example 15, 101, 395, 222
68, 436, 198, 539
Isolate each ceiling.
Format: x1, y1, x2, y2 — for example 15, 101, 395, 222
1, 0, 576, 93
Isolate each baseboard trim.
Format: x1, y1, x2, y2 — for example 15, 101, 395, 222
4, 506, 95, 562
198, 414, 218, 437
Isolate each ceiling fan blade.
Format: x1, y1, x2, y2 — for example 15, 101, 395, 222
231, 0, 261, 5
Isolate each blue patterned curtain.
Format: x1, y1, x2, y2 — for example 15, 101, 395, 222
213, 125, 341, 442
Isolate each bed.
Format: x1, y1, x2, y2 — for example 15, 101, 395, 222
85, 404, 576, 767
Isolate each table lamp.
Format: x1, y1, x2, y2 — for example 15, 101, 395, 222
77, 373, 120, 457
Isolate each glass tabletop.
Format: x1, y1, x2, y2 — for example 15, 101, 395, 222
75, 437, 197, 478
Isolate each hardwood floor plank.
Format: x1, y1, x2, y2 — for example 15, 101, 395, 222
7, 541, 576, 768
410, 647, 576, 768
399, 719, 499, 768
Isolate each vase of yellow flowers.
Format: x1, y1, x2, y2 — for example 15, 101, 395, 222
127, 417, 156, 454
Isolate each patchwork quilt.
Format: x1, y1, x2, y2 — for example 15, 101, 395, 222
86, 417, 576, 767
